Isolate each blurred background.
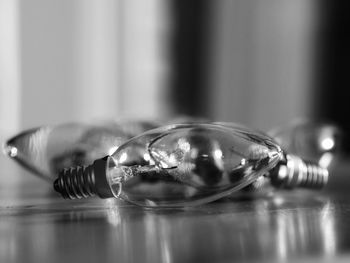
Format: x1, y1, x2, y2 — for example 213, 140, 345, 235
0, 0, 349, 146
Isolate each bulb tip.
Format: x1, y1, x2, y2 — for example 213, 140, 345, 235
2, 143, 18, 157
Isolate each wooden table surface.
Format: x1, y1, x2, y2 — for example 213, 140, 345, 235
1, 154, 350, 263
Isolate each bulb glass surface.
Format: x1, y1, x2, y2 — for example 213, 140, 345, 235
107, 123, 283, 207
3, 121, 159, 181
269, 120, 342, 167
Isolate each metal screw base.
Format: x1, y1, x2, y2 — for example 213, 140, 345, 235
53, 156, 114, 200
54, 164, 97, 199
271, 154, 329, 189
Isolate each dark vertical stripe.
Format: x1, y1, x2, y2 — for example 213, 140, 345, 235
315, 1, 350, 150
170, 0, 212, 117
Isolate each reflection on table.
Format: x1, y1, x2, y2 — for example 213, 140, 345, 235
1, 156, 350, 263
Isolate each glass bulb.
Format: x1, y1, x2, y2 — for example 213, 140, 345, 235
2, 120, 160, 181
54, 123, 283, 207
269, 120, 342, 168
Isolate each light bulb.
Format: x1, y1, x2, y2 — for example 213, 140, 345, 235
2, 120, 160, 182
245, 120, 340, 192
269, 120, 342, 168
53, 122, 329, 207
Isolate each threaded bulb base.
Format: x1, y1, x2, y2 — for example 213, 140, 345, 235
298, 164, 328, 188
271, 154, 329, 189
54, 164, 97, 199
